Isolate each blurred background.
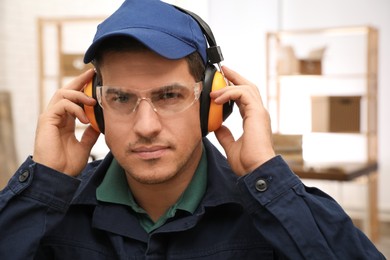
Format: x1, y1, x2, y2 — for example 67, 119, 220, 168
0, 0, 389, 255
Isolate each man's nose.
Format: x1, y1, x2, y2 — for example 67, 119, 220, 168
132, 99, 162, 138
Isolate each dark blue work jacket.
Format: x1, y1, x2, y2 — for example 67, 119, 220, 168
0, 139, 384, 259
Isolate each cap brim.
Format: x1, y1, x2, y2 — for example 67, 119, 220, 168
84, 28, 197, 64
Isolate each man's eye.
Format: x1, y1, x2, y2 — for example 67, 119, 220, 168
115, 94, 130, 103
106, 92, 134, 104
160, 92, 181, 100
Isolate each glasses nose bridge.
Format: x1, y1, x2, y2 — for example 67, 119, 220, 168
133, 97, 158, 113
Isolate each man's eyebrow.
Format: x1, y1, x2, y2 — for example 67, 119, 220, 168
104, 84, 186, 96
105, 87, 135, 95
151, 83, 186, 92
105, 88, 119, 94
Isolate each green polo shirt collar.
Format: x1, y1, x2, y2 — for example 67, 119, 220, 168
96, 148, 207, 233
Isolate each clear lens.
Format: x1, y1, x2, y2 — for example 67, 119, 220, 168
96, 82, 202, 117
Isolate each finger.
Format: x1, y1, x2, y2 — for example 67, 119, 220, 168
49, 99, 91, 124
48, 88, 96, 110
211, 85, 261, 107
210, 85, 241, 104
221, 66, 253, 86
63, 68, 95, 91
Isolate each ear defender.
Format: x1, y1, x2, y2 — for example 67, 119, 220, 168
172, 6, 234, 136
83, 74, 105, 133
200, 65, 233, 136
207, 71, 232, 133
83, 6, 234, 136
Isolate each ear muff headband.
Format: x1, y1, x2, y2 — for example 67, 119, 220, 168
173, 6, 223, 65
174, 6, 233, 136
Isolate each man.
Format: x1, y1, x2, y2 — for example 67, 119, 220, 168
0, 0, 384, 259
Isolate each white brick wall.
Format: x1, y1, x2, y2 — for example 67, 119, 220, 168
0, 0, 124, 165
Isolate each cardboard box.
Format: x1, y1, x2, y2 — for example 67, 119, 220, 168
311, 96, 361, 133
299, 59, 322, 75
277, 46, 300, 75
272, 134, 303, 163
277, 45, 325, 75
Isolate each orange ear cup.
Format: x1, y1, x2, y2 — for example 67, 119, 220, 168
83, 80, 101, 133
208, 71, 227, 132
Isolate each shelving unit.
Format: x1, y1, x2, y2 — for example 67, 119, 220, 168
0, 92, 18, 189
37, 17, 104, 112
265, 26, 379, 241
37, 17, 109, 159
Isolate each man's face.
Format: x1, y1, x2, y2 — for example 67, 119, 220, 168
100, 50, 203, 186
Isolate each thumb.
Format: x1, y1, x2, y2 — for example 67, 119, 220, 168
80, 125, 100, 152
214, 125, 235, 154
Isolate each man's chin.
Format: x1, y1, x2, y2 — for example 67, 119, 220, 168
127, 168, 178, 185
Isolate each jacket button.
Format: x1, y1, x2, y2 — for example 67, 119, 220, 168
18, 170, 30, 183
255, 179, 268, 192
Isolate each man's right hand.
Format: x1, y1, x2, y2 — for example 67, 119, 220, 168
33, 69, 100, 177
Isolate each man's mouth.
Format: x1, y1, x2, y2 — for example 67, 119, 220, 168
132, 145, 169, 160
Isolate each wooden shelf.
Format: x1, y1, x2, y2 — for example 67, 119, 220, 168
290, 161, 377, 181
266, 26, 379, 241
38, 17, 104, 113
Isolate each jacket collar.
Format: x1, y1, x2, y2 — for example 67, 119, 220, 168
71, 138, 243, 240
201, 138, 242, 207
72, 153, 113, 205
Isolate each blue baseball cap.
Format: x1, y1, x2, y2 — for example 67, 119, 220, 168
83, 0, 207, 64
